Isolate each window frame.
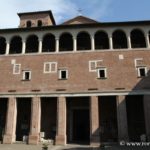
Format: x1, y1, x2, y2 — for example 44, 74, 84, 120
97, 67, 107, 79
89, 60, 103, 72
13, 64, 21, 74
23, 70, 31, 81
58, 69, 68, 80
137, 66, 147, 77
44, 62, 57, 73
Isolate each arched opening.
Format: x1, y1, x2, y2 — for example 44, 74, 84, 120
0, 37, 6, 55
26, 21, 32, 28
42, 34, 55, 52
77, 32, 91, 50
38, 20, 42, 27
95, 31, 109, 50
113, 30, 128, 49
131, 29, 146, 48
9, 36, 22, 54
59, 33, 73, 51
26, 35, 38, 53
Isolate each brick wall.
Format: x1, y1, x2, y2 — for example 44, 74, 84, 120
0, 50, 150, 94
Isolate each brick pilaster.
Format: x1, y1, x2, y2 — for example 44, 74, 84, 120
116, 95, 129, 142
28, 96, 41, 144
55, 96, 66, 145
3, 97, 17, 144
90, 96, 100, 146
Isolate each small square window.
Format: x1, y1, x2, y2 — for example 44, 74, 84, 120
137, 67, 147, 77
59, 70, 68, 80
23, 71, 31, 81
97, 68, 107, 79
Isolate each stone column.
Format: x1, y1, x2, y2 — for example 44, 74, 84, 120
22, 39, 26, 54
73, 36, 77, 52
116, 95, 129, 142
109, 35, 113, 49
91, 35, 95, 51
127, 33, 132, 49
3, 97, 17, 144
145, 34, 150, 48
55, 38, 59, 53
38, 39, 42, 53
90, 96, 100, 146
5, 40, 10, 55
28, 96, 41, 144
55, 97, 66, 145
143, 95, 150, 141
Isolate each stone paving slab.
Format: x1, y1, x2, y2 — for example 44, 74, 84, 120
0, 144, 149, 150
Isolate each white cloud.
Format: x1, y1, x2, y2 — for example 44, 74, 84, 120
0, 0, 112, 28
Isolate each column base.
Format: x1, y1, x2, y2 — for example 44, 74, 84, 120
3, 134, 15, 144
28, 134, 39, 145
90, 135, 100, 146
55, 135, 66, 145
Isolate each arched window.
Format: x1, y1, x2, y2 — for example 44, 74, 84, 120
26, 21, 32, 28
113, 30, 127, 49
77, 32, 91, 50
95, 31, 109, 49
42, 34, 55, 52
0, 37, 6, 55
131, 29, 146, 48
59, 33, 73, 51
9, 36, 22, 54
26, 35, 38, 53
37, 20, 42, 27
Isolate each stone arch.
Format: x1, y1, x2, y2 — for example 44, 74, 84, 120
26, 35, 38, 53
95, 31, 109, 49
131, 29, 146, 48
0, 36, 6, 55
77, 31, 91, 50
59, 33, 73, 51
42, 33, 55, 52
26, 21, 32, 28
9, 36, 22, 54
112, 30, 128, 49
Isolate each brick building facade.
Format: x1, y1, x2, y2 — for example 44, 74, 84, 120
0, 10, 149, 146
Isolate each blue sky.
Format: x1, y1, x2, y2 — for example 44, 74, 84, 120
0, 0, 150, 28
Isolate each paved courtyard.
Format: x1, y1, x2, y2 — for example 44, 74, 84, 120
0, 144, 149, 150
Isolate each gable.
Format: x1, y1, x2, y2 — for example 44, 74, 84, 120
62, 15, 99, 25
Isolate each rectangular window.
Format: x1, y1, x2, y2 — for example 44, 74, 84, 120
89, 60, 103, 72
44, 62, 57, 73
23, 71, 31, 81
97, 68, 107, 79
137, 67, 147, 77
59, 69, 68, 80
13, 64, 21, 74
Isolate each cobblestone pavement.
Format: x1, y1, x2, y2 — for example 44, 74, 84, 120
0, 144, 149, 150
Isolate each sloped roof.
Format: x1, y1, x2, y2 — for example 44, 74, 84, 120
62, 15, 99, 25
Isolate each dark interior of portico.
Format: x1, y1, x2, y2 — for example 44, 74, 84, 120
99, 96, 118, 143
0, 98, 7, 141
16, 98, 31, 141
126, 95, 146, 142
40, 97, 57, 140
67, 97, 90, 144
